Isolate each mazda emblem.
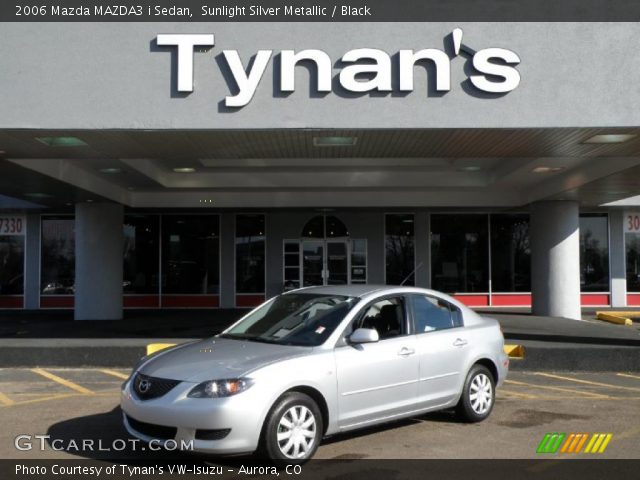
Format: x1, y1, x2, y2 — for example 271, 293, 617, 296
138, 379, 151, 393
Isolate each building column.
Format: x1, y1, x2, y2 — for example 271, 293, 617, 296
530, 201, 581, 319
219, 212, 235, 308
74, 203, 123, 320
609, 210, 626, 307
414, 211, 431, 288
24, 213, 41, 310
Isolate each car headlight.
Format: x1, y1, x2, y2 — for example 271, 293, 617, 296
187, 378, 253, 398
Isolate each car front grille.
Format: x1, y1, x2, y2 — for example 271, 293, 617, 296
133, 373, 180, 400
126, 415, 177, 440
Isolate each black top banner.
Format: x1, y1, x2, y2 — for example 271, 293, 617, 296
2, 0, 640, 22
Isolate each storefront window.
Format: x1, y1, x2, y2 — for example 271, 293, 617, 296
350, 239, 367, 283
0, 236, 24, 295
162, 215, 220, 294
626, 234, 640, 292
236, 214, 265, 294
385, 214, 415, 286
431, 214, 489, 293
326, 216, 349, 238
123, 215, 159, 294
580, 214, 609, 292
490, 215, 531, 292
41, 217, 75, 294
301, 216, 325, 238
283, 240, 301, 290
301, 215, 349, 238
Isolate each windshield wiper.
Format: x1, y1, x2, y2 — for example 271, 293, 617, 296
219, 333, 279, 344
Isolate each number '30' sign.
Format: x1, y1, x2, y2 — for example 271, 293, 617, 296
625, 212, 640, 233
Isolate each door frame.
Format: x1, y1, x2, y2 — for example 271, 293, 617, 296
301, 238, 350, 286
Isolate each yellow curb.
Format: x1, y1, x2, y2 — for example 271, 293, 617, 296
596, 312, 633, 326
504, 344, 525, 359
597, 311, 640, 318
146, 343, 177, 355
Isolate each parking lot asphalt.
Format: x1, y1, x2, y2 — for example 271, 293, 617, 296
0, 368, 638, 460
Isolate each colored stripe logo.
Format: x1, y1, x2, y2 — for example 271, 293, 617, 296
537, 433, 612, 454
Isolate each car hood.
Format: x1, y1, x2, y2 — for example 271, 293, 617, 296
138, 337, 312, 383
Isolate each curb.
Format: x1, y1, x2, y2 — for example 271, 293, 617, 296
504, 344, 525, 359
146, 343, 176, 355
1, 341, 637, 371
144, 342, 530, 359
596, 311, 634, 326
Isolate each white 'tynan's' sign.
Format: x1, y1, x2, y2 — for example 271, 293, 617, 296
156, 28, 521, 108
0, 215, 26, 236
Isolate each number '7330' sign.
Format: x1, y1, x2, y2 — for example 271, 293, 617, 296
0, 216, 25, 236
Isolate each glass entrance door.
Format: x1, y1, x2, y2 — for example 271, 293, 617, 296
302, 240, 349, 286
326, 240, 349, 285
302, 240, 324, 287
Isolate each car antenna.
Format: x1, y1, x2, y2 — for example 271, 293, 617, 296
400, 262, 423, 286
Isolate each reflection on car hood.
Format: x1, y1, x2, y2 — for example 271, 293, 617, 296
138, 337, 311, 383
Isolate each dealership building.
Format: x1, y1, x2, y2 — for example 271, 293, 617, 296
2, 22, 640, 320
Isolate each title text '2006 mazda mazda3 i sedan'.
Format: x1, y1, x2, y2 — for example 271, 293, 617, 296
121, 285, 508, 463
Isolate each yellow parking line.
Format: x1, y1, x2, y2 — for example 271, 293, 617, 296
498, 389, 537, 399
0, 392, 15, 406
0, 392, 116, 408
30, 368, 95, 395
534, 372, 640, 393
617, 373, 640, 381
8, 393, 77, 406
98, 369, 129, 380
505, 379, 610, 399
611, 426, 640, 442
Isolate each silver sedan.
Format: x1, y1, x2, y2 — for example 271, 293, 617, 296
120, 285, 508, 463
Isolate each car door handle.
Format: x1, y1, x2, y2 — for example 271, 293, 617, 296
453, 338, 468, 347
398, 347, 416, 357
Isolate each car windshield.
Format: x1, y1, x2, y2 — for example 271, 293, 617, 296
220, 293, 358, 347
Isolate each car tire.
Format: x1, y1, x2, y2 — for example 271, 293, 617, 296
455, 364, 495, 423
259, 391, 323, 465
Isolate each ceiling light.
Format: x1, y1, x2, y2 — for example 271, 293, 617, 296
35, 136, 88, 147
313, 136, 357, 147
173, 167, 196, 173
584, 134, 637, 144
459, 166, 482, 172
99, 167, 122, 174
532, 166, 565, 174
24, 192, 53, 199
65, 202, 73, 206
86, 199, 94, 203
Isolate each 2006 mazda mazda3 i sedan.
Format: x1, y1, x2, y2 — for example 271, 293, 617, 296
121, 285, 508, 463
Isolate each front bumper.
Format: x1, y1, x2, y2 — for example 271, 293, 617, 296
120, 378, 265, 454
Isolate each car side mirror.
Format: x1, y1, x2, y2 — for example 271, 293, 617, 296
349, 328, 379, 344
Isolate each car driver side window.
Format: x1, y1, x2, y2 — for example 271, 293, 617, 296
412, 295, 460, 333
353, 296, 406, 340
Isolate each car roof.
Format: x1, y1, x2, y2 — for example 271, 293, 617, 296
284, 284, 405, 298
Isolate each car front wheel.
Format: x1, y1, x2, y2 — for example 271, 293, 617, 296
260, 392, 323, 464
455, 364, 495, 422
